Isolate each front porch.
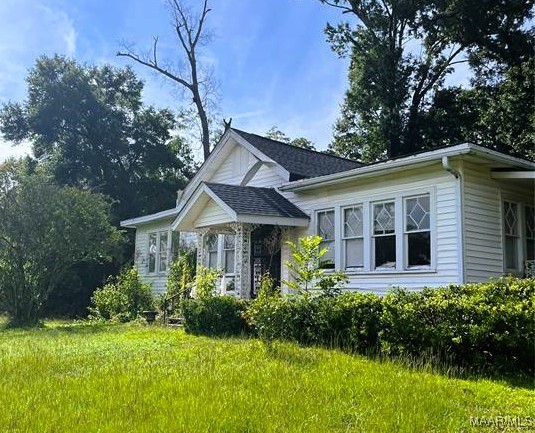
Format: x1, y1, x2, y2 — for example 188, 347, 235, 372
171, 182, 310, 298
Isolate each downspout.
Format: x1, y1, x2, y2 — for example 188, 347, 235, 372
442, 156, 465, 283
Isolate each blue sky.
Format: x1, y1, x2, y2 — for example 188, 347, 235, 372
0, 0, 352, 161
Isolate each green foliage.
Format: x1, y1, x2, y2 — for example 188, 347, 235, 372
247, 277, 534, 373
0, 174, 121, 326
323, 0, 534, 160
181, 296, 250, 336
283, 235, 348, 295
0, 55, 196, 223
265, 126, 316, 150
193, 266, 220, 300
162, 250, 196, 313
89, 267, 154, 322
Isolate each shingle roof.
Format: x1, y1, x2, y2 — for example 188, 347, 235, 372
232, 129, 364, 180
204, 183, 309, 219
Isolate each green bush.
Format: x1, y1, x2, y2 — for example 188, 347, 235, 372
181, 296, 250, 336
162, 251, 196, 314
88, 267, 154, 322
246, 277, 534, 374
194, 266, 220, 300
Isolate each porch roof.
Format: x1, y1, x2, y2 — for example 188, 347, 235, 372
172, 183, 310, 231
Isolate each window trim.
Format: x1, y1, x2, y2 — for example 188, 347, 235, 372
342, 204, 364, 270
147, 229, 173, 274
502, 200, 520, 272
403, 193, 432, 270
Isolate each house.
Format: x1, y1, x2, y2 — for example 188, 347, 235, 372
120, 128, 535, 297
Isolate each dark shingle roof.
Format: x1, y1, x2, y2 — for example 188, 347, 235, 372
232, 129, 364, 180
204, 183, 309, 219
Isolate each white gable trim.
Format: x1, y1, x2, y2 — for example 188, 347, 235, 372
120, 207, 178, 228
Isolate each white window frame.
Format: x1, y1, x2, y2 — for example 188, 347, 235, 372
312, 188, 435, 274
525, 205, 535, 262
404, 194, 432, 270
316, 208, 336, 268
205, 233, 219, 270
503, 200, 520, 272
372, 199, 397, 270
147, 230, 173, 274
342, 204, 364, 270
223, 233, 236, 275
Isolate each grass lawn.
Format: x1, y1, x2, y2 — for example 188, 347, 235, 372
0, 322, 533, 433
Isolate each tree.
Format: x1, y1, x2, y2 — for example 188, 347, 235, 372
0, 55, 195, 224
117, 0, 217, 160
0, 173, 121, 326
320, 0, 534, 161
265, 126, 316, 150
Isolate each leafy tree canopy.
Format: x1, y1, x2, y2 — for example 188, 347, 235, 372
265, 126, 316, 150
0, 172, 122, 326
320, 0, 534, 161
0, 55, 197, 223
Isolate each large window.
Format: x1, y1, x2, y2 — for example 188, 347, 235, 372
148, 230, 173, 274
526, 206, 535, 262
373, 201, 396, 269
503, 201, 519, 270
405, 195, 431, 268
223, 234, 236, 274
343, 205, 363, 270
317, 209, 335, 268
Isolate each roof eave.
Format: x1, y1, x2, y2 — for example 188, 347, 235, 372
120, 207, 179, 228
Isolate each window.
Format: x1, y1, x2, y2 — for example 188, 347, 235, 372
205, 234, 218, 269
526, 206, 535, 261
148, 233, 157, 273
373, 201, 396, 269
343, 205, 363, 270
148, 230, 172, 273
503, 201, 519, 269
317, 209, 335, 268
223, 234, 235, 274
405, 195, 431, 268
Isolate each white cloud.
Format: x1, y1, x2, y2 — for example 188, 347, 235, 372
0, 138, 32, 163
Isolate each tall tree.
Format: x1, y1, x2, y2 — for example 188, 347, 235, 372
265, 126, 316, 150
0, 172, 121, 326
320, 0, 534, 161
117, 0, 217, 160
0, 55, 195, 224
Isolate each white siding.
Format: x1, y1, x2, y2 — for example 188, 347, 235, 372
462, 161, 534, 282
195, 200, 232, 228
246, 164, 286, 188
281, 163, 461, 294
134, 221, 174, 294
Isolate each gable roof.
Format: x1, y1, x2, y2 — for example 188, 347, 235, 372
204, 183, 308, 220
232, 129, 363, 180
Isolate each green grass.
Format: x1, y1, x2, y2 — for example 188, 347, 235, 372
0, 322, 533, 432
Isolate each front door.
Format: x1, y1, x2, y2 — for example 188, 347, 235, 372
250, 225, 281, 297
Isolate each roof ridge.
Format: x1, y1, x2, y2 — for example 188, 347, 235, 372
231, 128, 362, 165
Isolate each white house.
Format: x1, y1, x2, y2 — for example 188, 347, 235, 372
120, 128, 535, 297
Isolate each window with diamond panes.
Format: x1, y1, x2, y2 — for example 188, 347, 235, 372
373, 201, 396, 269
504, 201, 519, 269
158, 231, 169, 273
526, 206, 535, 261
205, 234, 218, 269
404, 195, 431, 267
343, 206, 364, 269
223, 234, 235, 274
317, 209, 335, 268
148, 233, 157, 273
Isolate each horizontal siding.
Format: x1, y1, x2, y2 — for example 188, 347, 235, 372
246, 164, 286, 188
463, 163, 504, 281
195, 200, 232, 228
281, 164, 461, 293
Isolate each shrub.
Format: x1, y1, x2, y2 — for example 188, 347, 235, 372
193, 266, 220, 300
162, 251, 196, 314
89, 267, 154, 322
182, 296, 250, 336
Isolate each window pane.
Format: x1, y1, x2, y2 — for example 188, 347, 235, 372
374, 202, 395, 234
320, 240, 335, 269
149, 233, 157, 273
224, 251, 235, 274
345, 238, 363, 269
505, 236, 518, 269
205, 234, 218, 268
171, 231, 180, 262
374, 235, 396, 269
526, 206, 535, 240
224, 234, 235, 249
406, 195, 430, 231
527, 239, 535, 261
344, 206, 363, 237
208, 251, 218, 269
504, 202, 518, 236
317, 210, 335, 240
407, 232, 430, 267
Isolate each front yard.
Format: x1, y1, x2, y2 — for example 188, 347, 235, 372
0, 322, 533, 432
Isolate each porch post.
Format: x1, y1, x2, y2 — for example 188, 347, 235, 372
231, 223, 253, 299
